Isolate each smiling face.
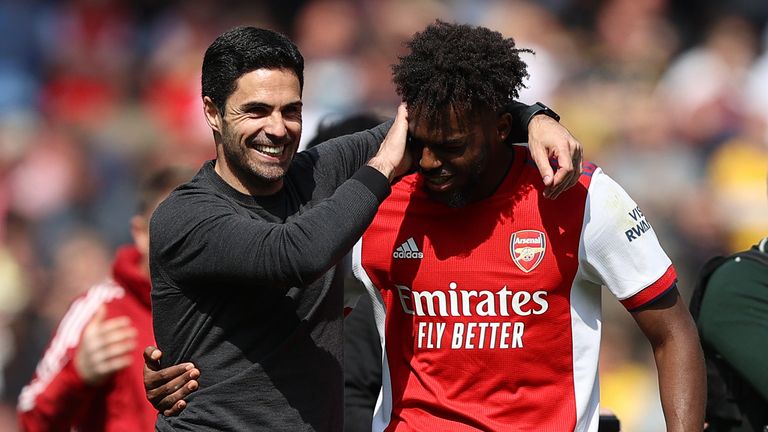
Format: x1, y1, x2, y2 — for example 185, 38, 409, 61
204, 68, 303, 196
410, 107, 514, 207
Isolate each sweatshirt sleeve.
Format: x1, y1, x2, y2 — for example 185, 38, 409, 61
503, 101, 542, 144
293, 120, 392, 191
17, 294, 103, 431
151, 160, 392, 291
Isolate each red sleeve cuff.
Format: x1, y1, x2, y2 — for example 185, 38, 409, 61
620, 265, 678, 311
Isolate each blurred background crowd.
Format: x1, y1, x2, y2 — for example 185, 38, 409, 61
0, 0, 767, 430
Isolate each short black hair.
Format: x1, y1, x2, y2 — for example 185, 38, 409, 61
392, 21, 531, 128
305, 113, 383, 149
202, 26, 304, 114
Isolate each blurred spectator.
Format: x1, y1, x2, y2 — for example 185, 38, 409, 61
294, 0, 368, 146
696, 239, 768, 431
0, 0, 44, 115
656, 15, 759, 153
44, 229, 112, 323
16, 167, 191, 431
593, 0, 678, 81
479, 0, 576, 104
139, 1, 224, 159
707, 135, 768, 251
744, 27, 768, 145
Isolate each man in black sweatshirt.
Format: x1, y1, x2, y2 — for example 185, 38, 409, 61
148, 26, 581, 431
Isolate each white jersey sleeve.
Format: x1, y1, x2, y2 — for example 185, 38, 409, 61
578, 167, 677, 310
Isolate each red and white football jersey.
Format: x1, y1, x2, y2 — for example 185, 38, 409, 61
352, 146, 676, 432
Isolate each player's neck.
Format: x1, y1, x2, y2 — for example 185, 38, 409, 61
470, 144, 515, 203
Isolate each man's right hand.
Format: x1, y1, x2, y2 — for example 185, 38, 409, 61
367, 103, 412, 182
143, 346, 200, 416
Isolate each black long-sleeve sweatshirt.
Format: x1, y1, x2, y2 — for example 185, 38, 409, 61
151, 122, 391, 432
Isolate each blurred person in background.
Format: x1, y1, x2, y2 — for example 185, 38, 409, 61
692, 175, 768, 432
293, 0, 368, 140
656, 14, 759, 155
15, 166, 191, 431
144, 23, 581, 432
6, 226, 114, 409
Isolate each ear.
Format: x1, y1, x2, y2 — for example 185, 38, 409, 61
497, 112, 513, 143
203, 96, 223, 133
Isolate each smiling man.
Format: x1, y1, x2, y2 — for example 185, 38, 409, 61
149, 27, 415, 432
148, 26, 583, 431
208, 67, 305, 195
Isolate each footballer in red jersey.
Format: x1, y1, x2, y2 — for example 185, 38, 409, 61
353, 149, 679, 431
349, 21, 703, 432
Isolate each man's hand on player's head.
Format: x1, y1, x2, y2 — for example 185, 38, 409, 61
368, 104, 412, 182
143, 346, 199, 416
527, 115, 583, 199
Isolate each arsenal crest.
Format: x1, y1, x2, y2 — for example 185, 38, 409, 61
510, 230, 547, 273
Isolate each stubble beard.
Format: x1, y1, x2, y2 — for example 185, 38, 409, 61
429, 146, 488, 209
220, 122, 291, 188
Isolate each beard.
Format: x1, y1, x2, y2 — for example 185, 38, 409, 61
220, 121, 293, 187
424, 145, 488, 208
444, 189, 470, 209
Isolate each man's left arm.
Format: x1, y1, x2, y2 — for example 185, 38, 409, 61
631, 287, 706, 432
305, 102, 583, 198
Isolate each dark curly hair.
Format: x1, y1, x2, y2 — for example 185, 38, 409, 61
392, 21, 531, 127
202, 26, 304, 114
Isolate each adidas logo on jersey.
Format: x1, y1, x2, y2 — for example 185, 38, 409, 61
393, 237, 424, 259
